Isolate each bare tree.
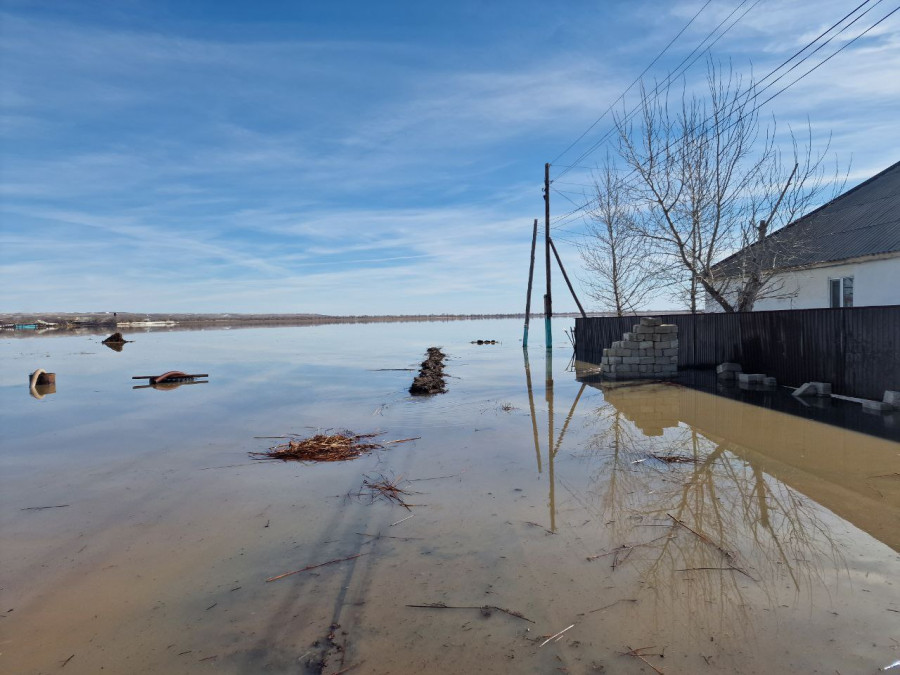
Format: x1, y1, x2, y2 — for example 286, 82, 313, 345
610, 62, 839, 312
578, 160, 663, 315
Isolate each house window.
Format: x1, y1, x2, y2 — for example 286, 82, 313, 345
829, 277, 853, 308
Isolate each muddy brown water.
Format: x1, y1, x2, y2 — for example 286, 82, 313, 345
1, 320, 898, 674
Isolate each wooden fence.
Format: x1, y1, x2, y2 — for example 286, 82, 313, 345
574, 306, 900, 400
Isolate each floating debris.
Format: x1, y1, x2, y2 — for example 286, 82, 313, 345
406, 602, 534, 623
409, 347, 447, 395
132, 371, 208, 385
250, 433, 419, 463
102, 332, 131, 352
650, 453, 697, 464
471, 339, 498, 345
360, 474, 416, 509
251, 432, 383, 463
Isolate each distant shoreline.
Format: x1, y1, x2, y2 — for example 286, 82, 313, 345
0, 311, 597, 337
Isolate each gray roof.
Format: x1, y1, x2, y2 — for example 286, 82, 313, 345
714, 160, 900, 276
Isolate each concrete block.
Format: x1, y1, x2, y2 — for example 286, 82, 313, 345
862, 400, 894, 413
611, 341, 623, 349
638, 341, 653, 349
639, 357, 656, 365
622, 341, 640, 350
639, 365, 650, 373
651, 334, 666, 341
793, 382, 831, 397
623, 357, 640, 364
764, 377, 777, 387
717, 371, 736, 380
793, 382, 816, 397
738, 373, 765, 384
884, 390, 900, 408
634, 325, 656, 334
640, 317, 662, 327
609, 356, 622, 364
716, 363, 742, 374
602, 348, 610, 357
656, 324, 678, 334
662, 348, 678, 357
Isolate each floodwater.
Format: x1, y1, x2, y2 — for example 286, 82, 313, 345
1, 319, 898, 674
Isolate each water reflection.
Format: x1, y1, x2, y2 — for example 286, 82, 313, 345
132, 380, 209, 391
28, 369, 56, 400
524, 347, 587, 533
581, 377, 900, 551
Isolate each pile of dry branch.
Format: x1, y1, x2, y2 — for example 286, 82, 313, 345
250, 432, 384, 463
409, 347, 447, 395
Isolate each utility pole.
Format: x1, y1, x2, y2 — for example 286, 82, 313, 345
543, 162, 552, 350
523, 219, 539, 348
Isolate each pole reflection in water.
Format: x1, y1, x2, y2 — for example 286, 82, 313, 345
524, 347, 587, 533
523, 348, 542, 474
545, 347, 555, 532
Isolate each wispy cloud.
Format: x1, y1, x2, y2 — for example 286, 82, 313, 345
1, 1, 897, 314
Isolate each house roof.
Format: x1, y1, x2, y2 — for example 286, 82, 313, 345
713, 160, 900, 276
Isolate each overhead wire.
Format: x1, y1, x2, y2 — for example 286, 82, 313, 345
554, 0, 763, 181
547, 1, 897, 230
549, 0, 714, 168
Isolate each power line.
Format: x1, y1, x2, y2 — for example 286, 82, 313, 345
550, 0, 714, 167
750, 0, 885, 102
547, 2, 896, 226
755, 3, 899, 109
554, 0, 763, 181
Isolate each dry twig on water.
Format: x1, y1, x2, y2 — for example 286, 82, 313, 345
587, 598, 637, 614
623, 646, 665, 674
266, 553, 369, 582
667, 514, 756, 580
539, 624, 575, 647
587, 533, 671, 569
360, 474, 416, 510
406, 602, 534, 623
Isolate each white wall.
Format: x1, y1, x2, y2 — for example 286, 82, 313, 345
705, 254, 900, 311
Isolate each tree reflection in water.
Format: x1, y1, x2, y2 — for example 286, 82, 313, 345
541, 376, 855, 642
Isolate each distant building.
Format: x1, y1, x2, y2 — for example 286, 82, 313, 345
707, 160, 900, 311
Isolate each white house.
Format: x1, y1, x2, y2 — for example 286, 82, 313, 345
706, 160, 900, 311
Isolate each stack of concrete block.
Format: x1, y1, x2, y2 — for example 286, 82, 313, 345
600, 317, 678, 380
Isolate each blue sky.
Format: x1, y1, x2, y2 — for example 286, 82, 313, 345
1, 0, 898, 315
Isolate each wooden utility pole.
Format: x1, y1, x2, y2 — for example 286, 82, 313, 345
523, 219, 539, 348
544, 162, 552, 350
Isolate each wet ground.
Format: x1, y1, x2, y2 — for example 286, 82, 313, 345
1, 319, 898, 674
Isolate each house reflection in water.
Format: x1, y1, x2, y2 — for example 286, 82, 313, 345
575, 363, 900, 552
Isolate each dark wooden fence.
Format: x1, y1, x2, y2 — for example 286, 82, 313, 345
574, 306, 900, 400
